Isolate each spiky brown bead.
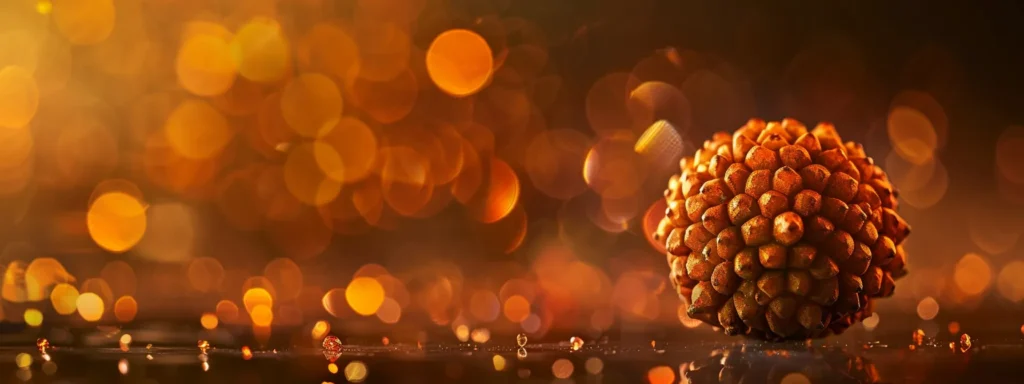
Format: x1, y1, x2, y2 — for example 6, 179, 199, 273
655, 119, 910, 341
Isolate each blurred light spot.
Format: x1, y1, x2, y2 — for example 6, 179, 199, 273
471, 328, 491, 343
114, 296, 137, 322
118, 358, 128, 375
315, 117, 377, 183
42, 361, 56, 375
503, 295, 530, 323
251, 304, 273, 326
346, 277, 384, 316
100, 261, 136, 297
264, 258, 303, 301
280, 73, 343, 138
887, 106, 938, 165
37, 1, 53, 15
52, 0, 115, 45
344, 361, 368, 383
647, 366, 675, 384
521, 314, 541, 333
469, 290, 500, 322
322, 288, 348, 318
628, 83, 692, 135
586, 73, 634, 136
996, 261, 1024, 302
77, 292, 104, 322
954, 253, 992, 296
885, 153, 948, 209
15, 353, 32, 368
454, 324, 470, 342
352, 22, 410, 82
590, 308, 615, 331
426, 29, 494, 97
23, 309, 42, 327
890, 90, 948, 149
492, 354, 506, 371
948, 321, 961, 335
552, 358, 574, 379
216, 300, 239, 323
188, 258, 225, 293
296, 24, 360, 82
585, 357, 603, 375
243, 288, 274, 315
241, 346, 252, 360
0, 66, 38, 128
328, 363, 338, 374
135, 202, 198, 263
87, 192, 147, 253
22, 258, 74, 301
50, 283, 79, 315
584, 136, 648, 199
80, 278, 113, 308
376, 297, 401, 324
917, 296, 940, 320
311, 320, 330, 340
781, 372, 812, 384
201, 313, 219, 330
177, 32, 237, 96
995, 126, 1024, 184
231, 18, 290, 83
345, 68, 417, 124
165, 99, 233, 159
284, 142, 342, 206
468, 158, 519, 223
524, 129, 591, 200
863, 313, 880, 331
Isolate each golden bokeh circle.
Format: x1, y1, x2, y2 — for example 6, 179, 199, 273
87, 192, 147, 253
176, 34, 237, 96
280, 73, 343, 138
426, 29, 494, 97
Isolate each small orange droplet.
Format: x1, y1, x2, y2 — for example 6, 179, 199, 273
241, 346, 252, 360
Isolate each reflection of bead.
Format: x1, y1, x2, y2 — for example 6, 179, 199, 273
516, 348, 527, 360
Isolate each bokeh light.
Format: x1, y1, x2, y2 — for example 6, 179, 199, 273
87, 192, 147, 253
280, 73, 343, 138
23, 308, 42, 327
114, 296, 137, 322
954, 253, 993, 296
426, 29, 494, 97
76, 292, 104, 322
346, 277, 385, 316
0, 66, 38, 128
231, 18, 291, 83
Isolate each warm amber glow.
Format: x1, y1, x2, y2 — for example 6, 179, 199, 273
0, 66, 39, 128
376, 298, 402, 324
345, 277, 385, 316
552, 359, 574, 379
344, 361, 368, 382
87, 192, 147, 253
585, 357, 604, 375
916, 296, 940, 320
187, 257, 225, 293
51, 0, 116, 45
328, 363, 339, 374
164, 99, 233, 159
503, 295, 531, 323
251, 304, 273, 326
954, 253, 992, 295
243, 288, 274, 315
216, 300, 240, 323
781, 373, 812, 384
231, 18, 291, 83
426, 29, 493, 97
23, 309, 43, 327
200, 313, 219, 329
176, 33, 237, 96
280, 73, 343, 138
311, 320, 331, 340
996, 260, 1024, 302
492, 354, 507, 371
647, 366, 675, 384
887, 106, 938, 165
76, 292, 104, 322
113, 296, 138, 323
242, 346, 253, 360
50, 283, 79, 315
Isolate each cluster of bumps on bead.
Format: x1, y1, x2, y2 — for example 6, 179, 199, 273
654, 118, 911, 341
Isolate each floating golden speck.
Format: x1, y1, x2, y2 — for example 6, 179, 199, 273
198, 340, 210, 354
382, 337, 390, 346
959, 333, 972, 352
36, 338, 49, 353
241, 346, 252, 360
570, 336, 584, 351
516, 333, 528, 347
909, 344, 916, 351
949, 342, 955, 351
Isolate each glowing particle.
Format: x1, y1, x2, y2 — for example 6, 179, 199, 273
242, 346, 252, 360
328, 362, 338, 374
344, 361, 367, 383
23, 309, 43, 327
647, 366, 676, 384
959, 333, 972, 352
118, 359, 128, 375
312, 320, 330, 341
87, 192, 147, 253
516, 333, 528, 347
552, 358, 574, 379
516, 347, 527, 360
381, 337, 389, 346
425, 29, 494, 97
569, 336, 584, 351
492, 354, 506, 371
200, 313, 218, 329
76, 293, 105, 322
15, 353, 32, 368
454, 325, 470, 342
948, 321, 961, 335
198, 340, 210, 353
36, 338, 50, 353
585, 357, 603, 375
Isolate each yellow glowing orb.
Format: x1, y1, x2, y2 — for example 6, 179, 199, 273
345, 277, 384, 316
200, 313, 219, 329
76, 292, 104, 322
87, 192, 147, 253
231, 18, 290, 83
164, 99, 233, 159
50, 283, 79, 315
23, 309, 43, 327
426, 29, 494, 97
177, 34, 237, 96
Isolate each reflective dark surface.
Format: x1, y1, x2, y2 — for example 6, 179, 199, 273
3, 339, 1023, 383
